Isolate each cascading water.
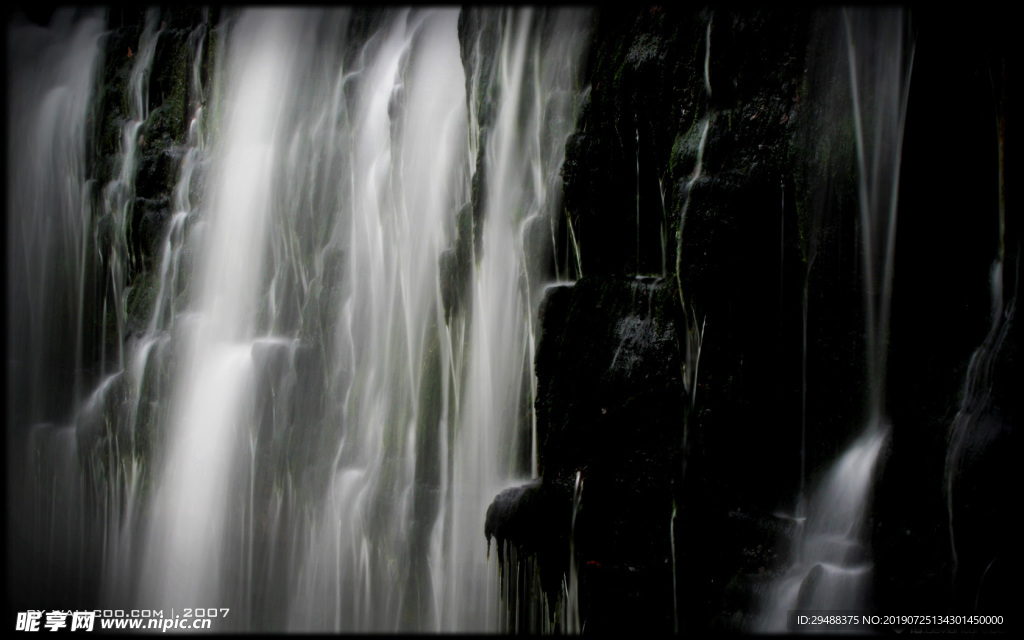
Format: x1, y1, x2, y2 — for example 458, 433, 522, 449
99, 8, 162, 375
7, 8, 106, 610
758, 8, 914, 631
442, 9, 589, 631
7, 6, 588, 632
139, 8, 309, 616
270, 9, 474, 631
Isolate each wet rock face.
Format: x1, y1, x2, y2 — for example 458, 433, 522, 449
512, 7, 818, 632
484, 479, 543, 563
561, 8, 808, 281
89, 9, 215, 350
491, 5, 1015, 633
483, 276, 686, 632
531, 276, 684, 632
535, 277, 683, 482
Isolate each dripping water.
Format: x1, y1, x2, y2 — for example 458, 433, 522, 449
675, 14, 713, 410
758, 8, 914, 630
635, 118, 641, 277
560, 471, 585, 634
671, 11, 713, 632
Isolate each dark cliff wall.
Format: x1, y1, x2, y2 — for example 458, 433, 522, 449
490, 5, 1017, 633
540, 8, 818, 632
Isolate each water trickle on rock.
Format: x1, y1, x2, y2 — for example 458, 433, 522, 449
758, 8, 915, 630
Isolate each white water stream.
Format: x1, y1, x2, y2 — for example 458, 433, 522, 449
8, 7, 588, 631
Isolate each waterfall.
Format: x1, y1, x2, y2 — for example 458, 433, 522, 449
758, 8, 914, 630
99, 8, 162, 376
139, 8, 307, 615
9, 6, 1013, 634
7, 10, 105, 423
440, 9, 589, 630
6, 8, 106, 610
7, 7, 588, 631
